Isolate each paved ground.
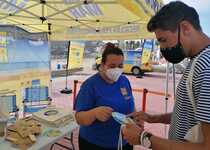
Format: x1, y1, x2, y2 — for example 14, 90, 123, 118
49, 58, 182, 150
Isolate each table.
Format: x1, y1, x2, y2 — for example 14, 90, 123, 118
0, 121, 78, 150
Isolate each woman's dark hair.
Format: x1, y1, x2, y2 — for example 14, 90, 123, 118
147, 1, 201, 32
101, 43, 124, 63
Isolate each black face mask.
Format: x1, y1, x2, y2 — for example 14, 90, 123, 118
160, 27, 186, 64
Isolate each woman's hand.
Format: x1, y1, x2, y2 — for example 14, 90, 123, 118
93, 106, 113, 122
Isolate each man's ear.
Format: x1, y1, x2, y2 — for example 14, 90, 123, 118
180, 21, 192, 36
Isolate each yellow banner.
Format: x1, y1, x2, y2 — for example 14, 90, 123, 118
141, 40, 153, 64
0, 32, 8, 63
68, 41, 85, 69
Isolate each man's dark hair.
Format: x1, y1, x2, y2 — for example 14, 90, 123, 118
147, 1, 202, 32
101, 43, 123, 63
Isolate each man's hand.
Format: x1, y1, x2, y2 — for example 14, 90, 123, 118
128, 112, 172, 124
128, 111, 153, 125
122, 123, 143, 145
93, 106, 113, 122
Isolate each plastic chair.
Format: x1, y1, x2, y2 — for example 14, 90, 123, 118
0, 95, 19, 122
23, 86, 52, 117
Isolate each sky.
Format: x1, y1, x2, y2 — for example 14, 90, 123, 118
163, 0, 210, 36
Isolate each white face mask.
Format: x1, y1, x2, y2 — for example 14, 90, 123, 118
105, 68, 123, 82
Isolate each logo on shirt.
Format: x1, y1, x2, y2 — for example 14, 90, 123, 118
120, 87, 131, 100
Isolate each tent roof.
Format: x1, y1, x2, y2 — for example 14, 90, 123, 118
0, 0, 163, 40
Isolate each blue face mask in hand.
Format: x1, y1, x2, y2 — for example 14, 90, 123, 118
112, 112, 134, 124
112, 112, 136, 150
160, 26, 186, 64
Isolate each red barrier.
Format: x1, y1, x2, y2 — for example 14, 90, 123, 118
73, 80, 78, 110
73, 80, 83, 110
142, 89, 148, 112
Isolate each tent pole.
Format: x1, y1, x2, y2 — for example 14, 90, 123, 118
164, 62, 170, 137
172, 64, 176, 99
47, 23, 53, 98
60, 40, 72, 94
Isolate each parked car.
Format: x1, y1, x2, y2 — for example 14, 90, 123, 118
152, 59, 189, 74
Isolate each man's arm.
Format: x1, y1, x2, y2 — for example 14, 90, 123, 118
151, 122, 210, 150
150, 113, 172, 124
123, 122, 210, 150
129, 112, 172, 124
